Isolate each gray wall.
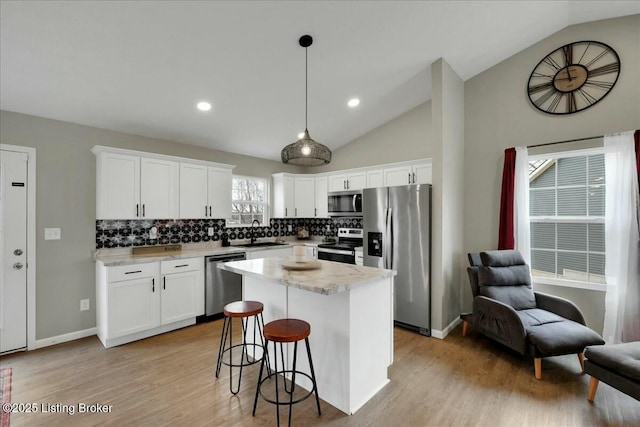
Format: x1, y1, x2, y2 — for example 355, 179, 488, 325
431, 59, 465, 332
311, 101, 433, 173
0, 110, 302, 340
463, 14, 640, 332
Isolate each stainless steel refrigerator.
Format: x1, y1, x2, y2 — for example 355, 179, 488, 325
363, 185, 431, 336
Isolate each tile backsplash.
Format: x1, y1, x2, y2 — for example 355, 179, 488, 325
95, 217, 363, 249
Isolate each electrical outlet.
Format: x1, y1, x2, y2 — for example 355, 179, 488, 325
80, 299, 90, 311
208, 227, 214, 236
287, 224, 293, 232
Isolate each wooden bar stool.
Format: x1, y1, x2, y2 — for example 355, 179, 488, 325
215, 300, 268, 395
252, 318, 321, 427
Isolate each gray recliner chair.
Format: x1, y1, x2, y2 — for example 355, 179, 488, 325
464, 250, 605, 379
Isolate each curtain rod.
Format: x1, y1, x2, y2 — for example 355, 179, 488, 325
527, 135, 604, 149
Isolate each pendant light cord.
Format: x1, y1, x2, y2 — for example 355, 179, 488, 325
305, 46, 308, 131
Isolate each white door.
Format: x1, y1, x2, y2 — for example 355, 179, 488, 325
328, 174, 348, 192
413, 163, 433, 184
346, 172, 366, 190
97, 152, 140, 219
0, 150, 28, 353
366, 169, 384, 189
383, 165, 412, 186
283, 176, 295, 217
107, 276, 160, 338
315, 176, 328, 217
161, 271, 197, 324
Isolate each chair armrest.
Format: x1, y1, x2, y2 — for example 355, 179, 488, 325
473, 296, 527, 354
534, 292, 586, 325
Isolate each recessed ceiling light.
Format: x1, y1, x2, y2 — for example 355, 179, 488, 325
197, 101, 212, 111
347, 98, 360, 108
298, 132, 305, 139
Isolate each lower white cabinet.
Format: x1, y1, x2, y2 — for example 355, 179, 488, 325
96, 257, 204, 348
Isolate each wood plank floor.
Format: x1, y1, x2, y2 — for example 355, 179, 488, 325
1, 320, 639, 426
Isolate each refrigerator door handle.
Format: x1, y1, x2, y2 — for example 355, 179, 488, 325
385, 207, 392, 269
388, 208, 394, 269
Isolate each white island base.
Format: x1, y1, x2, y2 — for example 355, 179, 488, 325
223, 258, 394, 415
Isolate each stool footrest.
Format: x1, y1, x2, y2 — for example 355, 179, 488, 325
257, 370, 317, 406
219, 343, 264, 368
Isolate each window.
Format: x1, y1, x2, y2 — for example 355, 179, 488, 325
529, 150, 605, 286
228, 176, 268, 226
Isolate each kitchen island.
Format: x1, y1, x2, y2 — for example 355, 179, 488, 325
218, 257, 396, 415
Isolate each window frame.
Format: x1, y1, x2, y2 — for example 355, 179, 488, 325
528, 147, 606, 292
227, 175, 269, 227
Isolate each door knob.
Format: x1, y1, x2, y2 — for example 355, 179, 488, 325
14, 249, 23, 256
13, 262, 24, 270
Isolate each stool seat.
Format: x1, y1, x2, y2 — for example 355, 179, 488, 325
224, 300, 264, 317
263, 319, 310, 342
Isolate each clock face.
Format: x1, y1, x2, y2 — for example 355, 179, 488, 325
527, 41, 620, 115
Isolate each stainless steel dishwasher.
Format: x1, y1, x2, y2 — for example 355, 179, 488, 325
205, 252, 246, 317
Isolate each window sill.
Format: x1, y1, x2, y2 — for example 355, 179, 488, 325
532, 276, 606, 292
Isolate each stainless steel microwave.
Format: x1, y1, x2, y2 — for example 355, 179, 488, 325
328, 190, 363, 217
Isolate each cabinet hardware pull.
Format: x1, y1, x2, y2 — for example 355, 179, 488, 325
285, 208, 287, 217
408, 173, 411, 184
142, 204, 145, 217
163, 276, 166, 290
136, 204, 139, 217
209, 206, 212, 216
315, 208, 317, 217
175, 264, 188, 268
125, 270, 142, 274
152, 278, 155, 292
347, 180, 349, 189
412, 172, 416, 184
295, 208, 297, 216
344, 180, 346, 190
205, 205, 208, 216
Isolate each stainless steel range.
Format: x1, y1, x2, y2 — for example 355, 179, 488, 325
317, 228, 363, 264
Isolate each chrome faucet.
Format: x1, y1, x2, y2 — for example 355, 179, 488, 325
250, 219, 261, 244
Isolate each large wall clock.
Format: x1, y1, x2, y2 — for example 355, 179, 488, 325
527, 40, 620, 115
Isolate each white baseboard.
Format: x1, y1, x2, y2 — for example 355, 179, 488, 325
30, 327, 97, 350
431, 317, 462, 340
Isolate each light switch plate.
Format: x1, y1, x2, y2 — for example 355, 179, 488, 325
208, 227, 214, 236
44, 227, 61, 240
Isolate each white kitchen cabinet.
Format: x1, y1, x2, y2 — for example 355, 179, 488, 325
247, 247, 293, 260
303, 244, 318, 259
294, 177, 315, 218
160, 258, 204, 323
328, 171, 367, 192
96, 256, 204, 348
315, 176, 328, 217
95, 152, 178, 219
366, 169, 384, 188
273, 174, 325, 218
100, 262, 160, 341
383, 161, 432, 186
179, 163, 232, 219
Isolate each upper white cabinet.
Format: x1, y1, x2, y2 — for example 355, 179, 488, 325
329, 171, 366, 192
179, 163, 232, 219
95, 152, 178, 219
315, 176, 328, 218
383, 161, 432, 186
93, 146, 234, 220
366, 169, 384, 189
273, 174, 326, 218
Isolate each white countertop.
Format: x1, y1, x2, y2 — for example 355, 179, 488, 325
218, 257, 396, 295
93, 242, 294, 266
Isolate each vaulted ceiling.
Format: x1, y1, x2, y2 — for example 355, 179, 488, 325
1, 1, 638, 161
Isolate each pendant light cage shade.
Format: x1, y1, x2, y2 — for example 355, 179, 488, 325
281, 34, 332, 166
281, 130, 332, 166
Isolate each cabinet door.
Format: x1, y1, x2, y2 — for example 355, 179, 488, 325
140, 157, 178, 219
208, 167, 232, 219
366, 169, 384, 189
283, 176, 295, 218
294, 177, 315, 218
347, 172, 367, 190
315, 177, 328, 217
383, 165, 412, 187
328, 174, 348, 192
412, 163, 432, 184
161, 271, 198, 324
305, 246, 318, 259
180, 163, 208, 219
97, 153, 140, 219
248, 247, 293, 259
107, 277, 160, 338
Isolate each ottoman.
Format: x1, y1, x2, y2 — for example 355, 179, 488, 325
584, 342, 640, 402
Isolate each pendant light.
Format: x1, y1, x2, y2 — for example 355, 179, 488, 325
281, 35, 331, 166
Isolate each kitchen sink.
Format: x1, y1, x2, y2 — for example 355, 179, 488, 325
232, 242, 288, 248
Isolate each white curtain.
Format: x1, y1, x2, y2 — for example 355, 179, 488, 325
603, 131, 640, 343
514, 147, 531, 265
